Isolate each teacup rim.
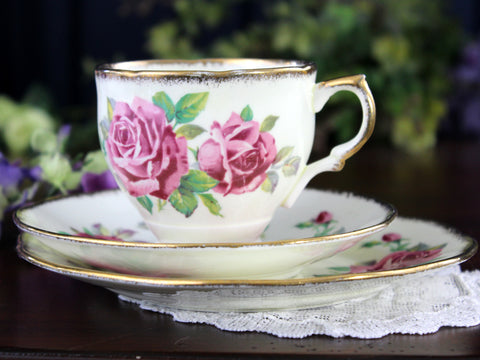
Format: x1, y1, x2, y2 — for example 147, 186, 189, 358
95, 58, 317, 80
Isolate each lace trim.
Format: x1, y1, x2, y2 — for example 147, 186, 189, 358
120, 265, 480, 339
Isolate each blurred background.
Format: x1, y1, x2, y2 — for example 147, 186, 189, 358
1, 0, 480, 240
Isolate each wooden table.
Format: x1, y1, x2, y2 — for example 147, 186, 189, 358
1, 141, 479, 359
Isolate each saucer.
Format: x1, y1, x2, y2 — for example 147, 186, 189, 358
14, 189, 396, 279
17, 217, 477, 312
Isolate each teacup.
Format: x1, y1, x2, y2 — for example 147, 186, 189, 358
95, 59, 375, 243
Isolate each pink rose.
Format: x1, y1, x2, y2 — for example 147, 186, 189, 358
349, 248, 442, 273
315, 211, 333, 224
198, 112, 277, 195
106, 97, 189, 200
382, 232, 402, 242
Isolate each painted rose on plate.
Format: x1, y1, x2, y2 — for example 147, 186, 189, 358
349, 248, 443, 273
327, 232, 446, 275
101, 92, 301, 218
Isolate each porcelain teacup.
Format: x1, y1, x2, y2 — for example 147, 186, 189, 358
95, 59, 375, 243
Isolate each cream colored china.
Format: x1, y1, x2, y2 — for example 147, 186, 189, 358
14, 189, 395, 279
96, 59, 375, 243
17, 217, 477, 312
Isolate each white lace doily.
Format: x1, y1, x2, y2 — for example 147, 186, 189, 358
119, 265, 480, 339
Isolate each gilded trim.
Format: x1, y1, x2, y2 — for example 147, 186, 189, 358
95, 59, 317, 82
13, 190, 397, 249
16, 234, 478, 287
321, 75, 376, 164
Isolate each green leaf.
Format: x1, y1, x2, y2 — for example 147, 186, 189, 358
30, 129, 57, 154
100, 119, 109, 142
240, 105, 253, 121
107, 98, 116, 122
81, 150, 109, 174
152, 91, 176, 122
198, 193, 222, 216
408, 242, 439, 252
64, 171, 83, 191
169, 188, 198, 217
180, 170, 218, 193
189, 147, 199, 161
175, 92, 209, 123
295, 221, 314, 229
361, 241, 382, 248
97, 225, 110, 236
137, 196, 154, 215
158, 199, 167, 211
82, 227, 94, 236
175, 124, 206, 140
328, 266, 351, 273
274, 146, 294, 164
430, 243, 447, 250
282, 156, 301, 176
260, 115, 279, 132
261, 171, 279, 193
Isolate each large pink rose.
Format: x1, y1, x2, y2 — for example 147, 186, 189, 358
349, 248, 442, 274
106, 97, 188, 200
198, 112, 277, 195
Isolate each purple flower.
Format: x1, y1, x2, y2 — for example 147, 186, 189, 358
0, 153, 41, 189
447, 40, 480, 138
463, 99, 480, 133
454, 41, 480, 83
81, 170, 118, 193
0, 157, 24, 188
58, 124, 72, 140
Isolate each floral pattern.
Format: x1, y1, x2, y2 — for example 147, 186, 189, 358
329, 232, 446, 274
60, 223, 136, 242
56, 222, 450, 276
198, 112, 277, 195
348, 248, 443, 273
295, 211, 346, 237
106, 97, 189, 200
101, 91, 300, 218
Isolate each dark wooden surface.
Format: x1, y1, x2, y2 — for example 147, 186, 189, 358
1, 141, 479, 359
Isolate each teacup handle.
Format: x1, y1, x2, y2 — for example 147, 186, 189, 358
283, 74, 376, 207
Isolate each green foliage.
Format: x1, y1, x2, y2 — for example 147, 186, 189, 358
175, 124, 206, 140
0, 91, 111, 225
174, 92, 209, 123
152, 91, 176, 122
0, 95, 56, 157
137, 195, 154, 215
152, 91, 209, 127
169, 187, 198, 218
260, 115, 279, 133
240, 105, 253, 122
169, 170, 222, 217
180, 170, 219, 193
146, 0, 463, 153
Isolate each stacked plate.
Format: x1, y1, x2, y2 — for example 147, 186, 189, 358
14, 188, 477, 312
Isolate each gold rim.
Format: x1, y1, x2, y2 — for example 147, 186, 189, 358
17, 233, 477, 287
324, 75, 376, 164
13, 189, 397, 249
95, 59, 317, 80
